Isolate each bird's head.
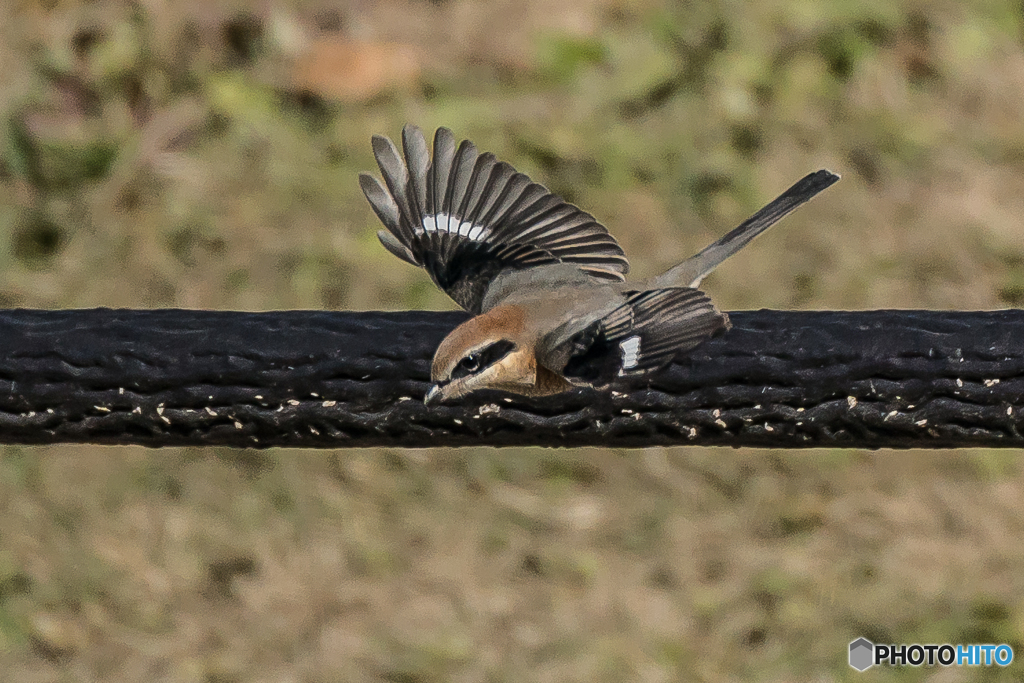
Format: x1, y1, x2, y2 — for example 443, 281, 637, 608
425, 306, 536, 404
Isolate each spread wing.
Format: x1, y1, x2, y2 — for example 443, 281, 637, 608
360, 125, 629, 313
546, 288, 729, 387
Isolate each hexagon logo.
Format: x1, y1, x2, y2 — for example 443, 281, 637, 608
849, 637, 874, 671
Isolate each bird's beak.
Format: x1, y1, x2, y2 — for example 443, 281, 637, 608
423, 383, 444, 405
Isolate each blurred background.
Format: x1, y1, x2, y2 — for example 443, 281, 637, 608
1, 0, 1023, 681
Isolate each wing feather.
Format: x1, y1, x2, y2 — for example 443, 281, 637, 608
552, 288, 729, 387
362, 124, 629, 312
402, 125, 430, 221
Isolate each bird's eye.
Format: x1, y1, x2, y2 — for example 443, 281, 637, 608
449, 341, 515, 381
460, 354, 481, 373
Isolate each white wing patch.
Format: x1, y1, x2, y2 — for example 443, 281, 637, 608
422, 212, 489, 241
619, 335, 641, 373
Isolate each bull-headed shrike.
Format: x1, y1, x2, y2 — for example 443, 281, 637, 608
360, 125, 838, 404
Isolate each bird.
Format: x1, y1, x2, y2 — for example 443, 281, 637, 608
360, 125, 839, 404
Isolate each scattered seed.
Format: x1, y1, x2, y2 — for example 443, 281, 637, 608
287, 399, 300, 406
322, 400, 337, 407
847, 396, 857, 408
479, 404, 500, 415
161, 416, 171, 425
956, 378, 963, 387
118, 387, 124, 395
984, 379, 1000, 387
309, 426, 319, 435
157, 404, 165, 416
885, 410, 897, 420
915, 419, 927, 426
453, 418, 463, 425
255, 395, 263, 400
95, 406, 110, 412
715, 419, 727, 428
206, 407, 218, 416
234, 421, 243, 429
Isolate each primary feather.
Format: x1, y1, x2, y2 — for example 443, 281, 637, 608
360, 125, 629, 313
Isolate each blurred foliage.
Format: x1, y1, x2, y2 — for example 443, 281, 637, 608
0, 0, 1021, 311
1, 0, 1024, 681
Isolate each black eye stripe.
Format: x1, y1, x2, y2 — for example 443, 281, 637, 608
451, 340, 516, 380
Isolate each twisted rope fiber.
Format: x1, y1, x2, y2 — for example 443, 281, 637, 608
0, 308, 1020, 448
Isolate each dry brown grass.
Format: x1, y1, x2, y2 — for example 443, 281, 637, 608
0, 0, 1023, 681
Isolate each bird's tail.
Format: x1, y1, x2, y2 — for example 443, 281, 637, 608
649, 169, 840, 289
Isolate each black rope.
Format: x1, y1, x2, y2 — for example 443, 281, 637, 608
0, 308, 1020, 448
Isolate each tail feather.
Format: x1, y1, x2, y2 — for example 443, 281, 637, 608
653, 169, 840, 288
